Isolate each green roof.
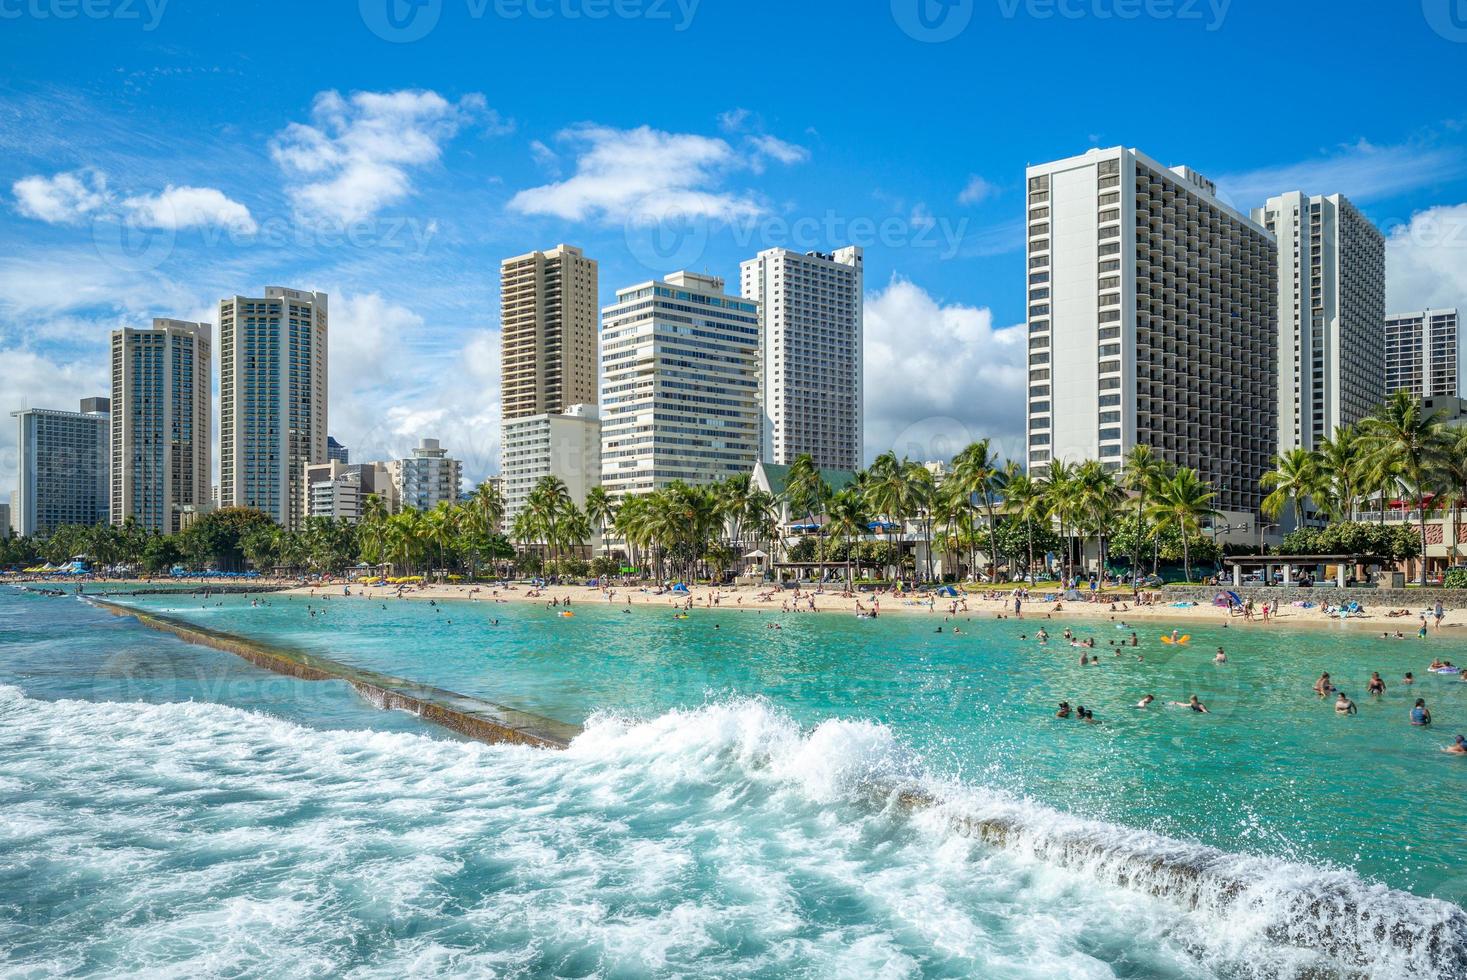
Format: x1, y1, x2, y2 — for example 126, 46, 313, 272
754, 461, 858, 499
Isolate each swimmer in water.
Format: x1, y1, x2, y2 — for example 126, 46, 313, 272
1445, 735, 1467, 755
1055, 701, 1071, 718
1367, 672, 1386, 696
1171, 695, 1209, 714
1411, 699, 1432, 726
1214, 648, 1227, 664
1313, 672, 1334, 696
1334, 692, 1357, 715
1136, 694, 1156, 708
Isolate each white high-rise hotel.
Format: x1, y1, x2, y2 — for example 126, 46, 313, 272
740, 246, 863, 470
1024, 147, 1277, 522
219, 287, 328, 528
600, 271, 761, 499
1386, 308, 1459, 400
110, 318, 212, 533
1252, 193, 1385, 451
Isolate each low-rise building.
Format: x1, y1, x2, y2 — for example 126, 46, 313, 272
502, 404, 601, 525
386, 439, 462, 512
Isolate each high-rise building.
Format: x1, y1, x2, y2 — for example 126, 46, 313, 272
740, 246, 863, 469
502, 404, 601, 526
1024, 147, 1277, 522
387, 438, 462, 511
11, 399, 110, 537
303, 460, 394, 522
218, 287, 328, 527
327, 435, 349, 464
500, 244, 599, 421
1386, 308, 1459, 401
0, 502, 11, 539
600, 271, 761, 500
1252, 193, 1385, 450
109, 318, 211, 533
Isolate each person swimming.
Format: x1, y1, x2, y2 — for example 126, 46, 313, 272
1445, 735, 1467, 755
1214, 648, 1227, 664
1411, 699, 1432, 726
1171, 695, 1209, 713
1335, 692, 1357, 715
1367, 672, 1386, 696
1313, 672, 1335, 696
1056, 701, 1071, 718
1135, 694, 1156, 708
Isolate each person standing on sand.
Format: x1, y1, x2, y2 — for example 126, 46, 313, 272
1014, 595, 1022, 619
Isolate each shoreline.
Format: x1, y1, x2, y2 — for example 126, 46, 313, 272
277, 580, 1467, 634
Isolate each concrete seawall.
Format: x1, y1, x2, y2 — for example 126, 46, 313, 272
87, 598, 579, 749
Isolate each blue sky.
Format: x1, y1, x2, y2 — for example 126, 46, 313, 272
3, 0, 1467, 491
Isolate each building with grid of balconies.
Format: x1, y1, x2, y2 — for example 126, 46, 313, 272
599, 271, 761, 501
12, 399, 110, 537
739, 246, 864, 470
1024, 147, 1278, 524
1252, 193, 1385, 451
500, 244, 599, 421
110, 318, 211, 534
218, 286, 328, 528
1385, 308, 1459, 401
387, 438, 462, 512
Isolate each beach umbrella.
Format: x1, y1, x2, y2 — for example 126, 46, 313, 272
743, 550, 767, 559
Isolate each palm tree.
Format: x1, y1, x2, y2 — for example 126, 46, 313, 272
783, 453, 831, 528
1148, 468, 1219, 583
386, 509, 427, 576
1260, 447, 1323, 532
584, 486, 615, 552
864, 452, 910, 581
1041, 459, 1080, 582
1434, 427, 1467, 565
823, 488, 867, 588
526, 476, 572, 564
1074, 460, 1123, 579
951, 439, 1004, 582
1361, 390, 1449, 585
1000, 461, 1043, 582
1316, 424, 1365, 521
1121, 445, 1167, 585
424, 501, 460, 580
468, 480, 505, 535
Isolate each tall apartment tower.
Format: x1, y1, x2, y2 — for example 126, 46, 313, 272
1386, 308, 1459, 400
1024, 147, 1277, 522
500, 244, 599, 420
109, 318, 211, 533
600, 271, 761, 500
739, 246, 863, 470
1252, 193, 1385, 450
11, 398, 110, 537
218, 287, 328, 527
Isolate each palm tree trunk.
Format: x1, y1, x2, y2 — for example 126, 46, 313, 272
1417, 481, 1430, 586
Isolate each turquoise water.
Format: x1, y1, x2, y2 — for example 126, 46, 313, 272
4, 585, 1467, 977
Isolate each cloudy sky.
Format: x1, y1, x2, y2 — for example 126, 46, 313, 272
3, 0, 1466, 493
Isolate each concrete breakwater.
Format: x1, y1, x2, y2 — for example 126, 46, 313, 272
1164, 584, 1467, 610
86, 598, 578, 749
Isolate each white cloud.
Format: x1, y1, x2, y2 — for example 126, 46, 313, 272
0, 347, 109, 495
1215, 140, 1464, 210
1385, 202, 1467, 311
322, 291, 501, 485
863, 277, 1027, 465
13, 169, 253, 233
717, 107, 753, 133
509, 123, 803, 224
748, 134, 809, 166
958, 174, 997, 206
122, 185, 257, 233
12, 170, 109, 223
271, 89, 488, 223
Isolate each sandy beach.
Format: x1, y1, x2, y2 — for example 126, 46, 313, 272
276, 579, 1467, 633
